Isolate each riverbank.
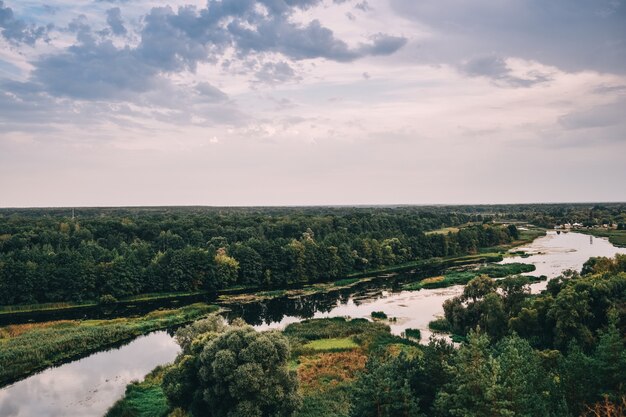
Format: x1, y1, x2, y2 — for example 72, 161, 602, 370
0, 303, 218, 388
577, 229, 626, 248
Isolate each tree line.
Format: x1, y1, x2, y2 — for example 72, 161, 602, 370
0, 207, 517, 305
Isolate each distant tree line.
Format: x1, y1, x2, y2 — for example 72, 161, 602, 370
1, 203, 624, 306
0, 207, 519, 305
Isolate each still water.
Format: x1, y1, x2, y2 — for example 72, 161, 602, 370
1, 231, 624, 417
0, 332, 179, 417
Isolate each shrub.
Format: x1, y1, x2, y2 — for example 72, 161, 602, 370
428, 318, 451, 333
371, 311, 388, 320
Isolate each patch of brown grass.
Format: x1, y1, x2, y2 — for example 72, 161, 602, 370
421, 276, 445, 285
0, 320, 79, 339
297, 350, 368, 393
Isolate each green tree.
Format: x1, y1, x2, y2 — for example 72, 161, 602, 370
198, 327, 301, 417
435, 330, 511, 417
350, 355, 423, 417
495, 335, 563, 417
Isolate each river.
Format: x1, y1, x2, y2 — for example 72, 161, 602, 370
1, 231, 624, 417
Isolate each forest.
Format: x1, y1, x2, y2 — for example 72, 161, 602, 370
1, 204, 624, 307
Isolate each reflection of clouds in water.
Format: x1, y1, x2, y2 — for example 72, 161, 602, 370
0, 331, 179, 417
503, 232, 626, 291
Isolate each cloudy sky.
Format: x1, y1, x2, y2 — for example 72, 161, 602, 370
0, 0, 625, 207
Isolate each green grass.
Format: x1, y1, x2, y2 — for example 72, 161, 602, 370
106, 366, 170, 417
302, 338, 359, 352
333, 278, 360, 287
0, 290, 209, 316
284, 317, 375, 341
0, 303, 218, 388
403, 262, 536, 291
0, 301, 91, 314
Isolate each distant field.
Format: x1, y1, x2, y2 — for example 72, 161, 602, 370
426, 226, 460, 235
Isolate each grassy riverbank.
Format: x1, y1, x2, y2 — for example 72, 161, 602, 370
402, 262, 539, 291
0, 303, 218, 388
578, 229, 626, 248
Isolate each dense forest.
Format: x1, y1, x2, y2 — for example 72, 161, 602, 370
0, 204, 624, 306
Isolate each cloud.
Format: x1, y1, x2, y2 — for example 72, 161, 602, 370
390, 0, 626, 74
194, 82, 228, 101
15, 0, 406, 101
358, 33, 407, 56
559, 99, 626, 131
462, 54, 551, 87
255, 61, 300, 85
0, 0, 48, 45
33, 41, 155, 99
355, 1, 371, 12
106, 7, 126, 36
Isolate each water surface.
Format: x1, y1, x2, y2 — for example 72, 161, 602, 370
0, 332, 179, 417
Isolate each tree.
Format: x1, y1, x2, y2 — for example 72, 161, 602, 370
350, 354, 423, 417
214, 248, 239, 288
495, 335, 564, 417
198, 327, 301, 417
435, 330, 511, 417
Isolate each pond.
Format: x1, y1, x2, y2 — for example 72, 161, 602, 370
1, 231, 624, 417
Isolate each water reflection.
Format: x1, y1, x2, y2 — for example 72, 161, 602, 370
501, 231, 626, 291
0, 332, 179, 417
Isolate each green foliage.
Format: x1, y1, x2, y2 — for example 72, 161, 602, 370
350, 355, 423, 417
428, 318, 451, 333
99, 294, 118, 304
404, 263, 536, 291
298, 385, 353, 417
404, 328, 421, 341
174, 314, 226, 354
284, 317, 385, 342
370, 311, 388, 320
196, 327, 301, 417
435, 331, 510, 417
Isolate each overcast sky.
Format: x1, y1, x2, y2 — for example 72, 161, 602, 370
0, 0, 625, 207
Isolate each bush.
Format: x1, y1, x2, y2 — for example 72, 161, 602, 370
404, 328, 421, 341
371, 311, 388, 320
428, 318, 451, 333
98, 294, 118, 305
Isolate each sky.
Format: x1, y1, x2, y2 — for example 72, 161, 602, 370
0, 0, 625, 207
